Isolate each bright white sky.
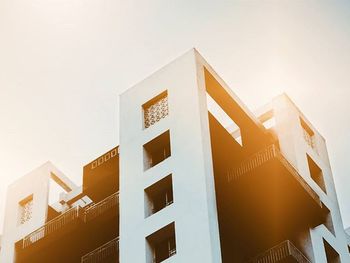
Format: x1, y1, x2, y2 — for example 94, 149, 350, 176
0, 0, 350, 233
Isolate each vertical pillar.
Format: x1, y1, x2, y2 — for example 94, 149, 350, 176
119, 49, 222, 263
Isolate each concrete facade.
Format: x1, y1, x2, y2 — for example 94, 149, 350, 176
119, 50, 221, 263
0, 49, 349, 263
256, 94, 350, 263
0, 162, 77, 263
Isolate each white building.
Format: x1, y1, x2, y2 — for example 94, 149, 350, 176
0, 49, 349, 263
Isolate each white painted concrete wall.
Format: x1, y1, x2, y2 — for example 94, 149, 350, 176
0, 161, 76, 263
257, 94, 350, 263
119, 49, 222, 263
1, 50, 348, 263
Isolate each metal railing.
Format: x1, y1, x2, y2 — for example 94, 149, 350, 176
153, 248, 176, 263
81, 237, 119, 263
276, 151, 322, 208
21, 192, 119, 249
227, 144, 322, 208
84, 191, 119, 222
247, 240, 311, 263
22, 206, 81, 248
227, 144, 277, 181
169, 248, 177, 257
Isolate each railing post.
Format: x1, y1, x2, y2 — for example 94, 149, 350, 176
227, 144, 279, 182
22, 206, 81, 249
247, 240, 311, 263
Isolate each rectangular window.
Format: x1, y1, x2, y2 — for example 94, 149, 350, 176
324, 239, 341, 263
143, 91, 169, 129
206, 92, 243, 146
18, 195, 33, 225
144, 131, 171, 170
324, 210, 336, 236
145, 175, 173, 217
146, 222, 176, 263
300, 117, 316, 149
307, 154, 327, 193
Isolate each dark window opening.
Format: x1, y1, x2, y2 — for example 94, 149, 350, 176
324, 239, 341, 263
324, 209, 336, 236
145, 175, 173, 217
154, 235, 176, 262
146, 222, 176, 263
144, 131, 171, 170
307, 154, 327, 193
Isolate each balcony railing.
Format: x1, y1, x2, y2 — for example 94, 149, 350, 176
247, 240, 311, 263
169, 248, 177, 257
153, 248, 176, 263
21, 192, 120, 250
22, 206, 81, 248
227, 144, 322, 208
84, 191, 119, 222
81, 237, 119, 263
227, 145, 277, 182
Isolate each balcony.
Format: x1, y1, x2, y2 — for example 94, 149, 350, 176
20, 191, 119, 250
80, 191, 119, 254
81, 237, 119, 263
22, 206, 82, 249
247, 240, 311, 263
17, 193, 119, 262
218, 144, 327, 248
84, 191, 119, 222
227, 144, 321, 209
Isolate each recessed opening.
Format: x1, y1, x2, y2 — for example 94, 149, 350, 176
324, 210, 336, 236
300, 117, 314, 137
263, 117, 276, 130
49, 178, 67, 206
18, 195, 33, 225
145, 175, 173, 217
144, 131, 171, 170
206, 92, 242, 146
307, 154, 327, 193
143, 91, 169, 129
258, 110, 276, 130
300, 117, 316, 149
146, 222, 176, 263
47, 173, 72, 222
324, 239, 341, 263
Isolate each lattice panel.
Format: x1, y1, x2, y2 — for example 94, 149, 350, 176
20, 198, 33, 224
144, 95, 169, 128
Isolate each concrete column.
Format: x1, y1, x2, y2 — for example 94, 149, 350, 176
119, 49, 222, 263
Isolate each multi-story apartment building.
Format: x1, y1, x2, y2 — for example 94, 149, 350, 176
0, 49, 349, 263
